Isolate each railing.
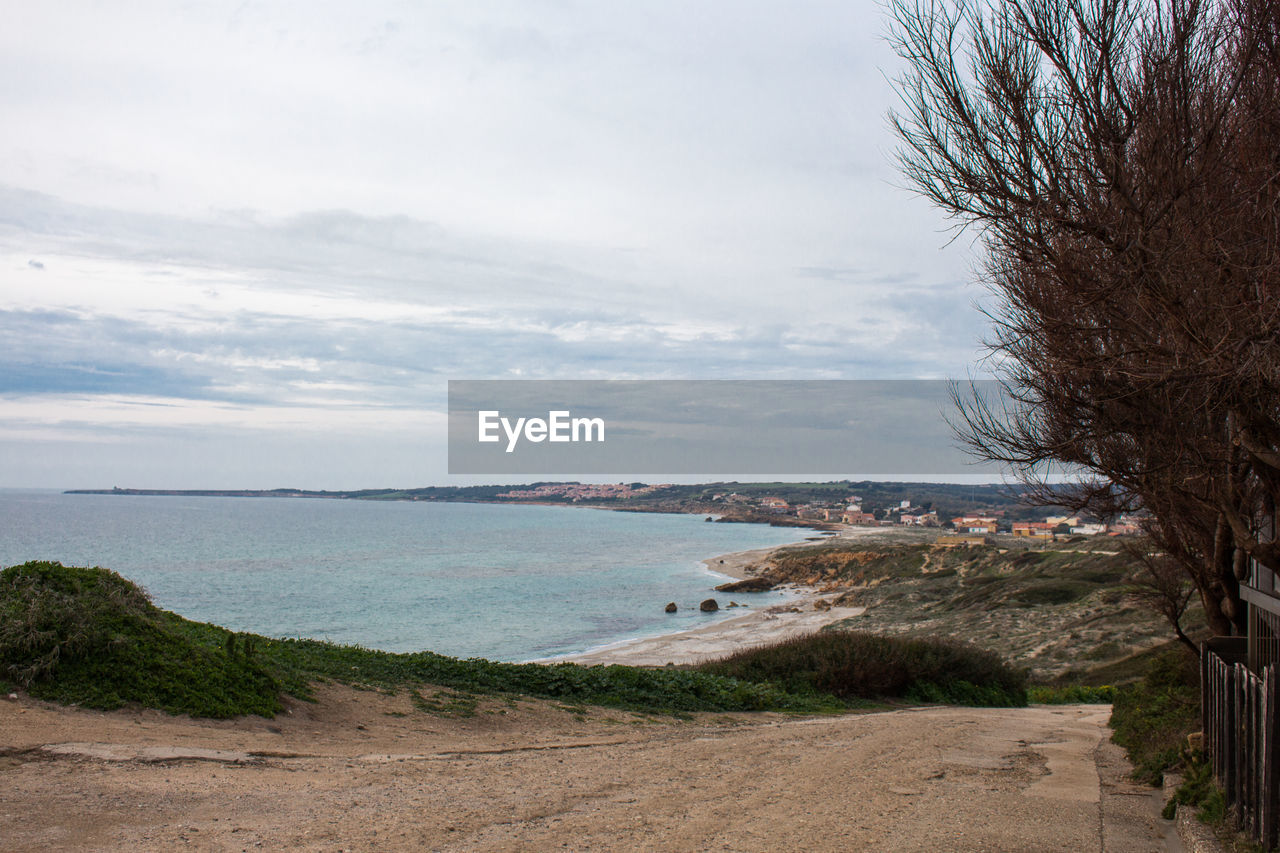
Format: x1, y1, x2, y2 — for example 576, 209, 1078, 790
1252, 605, 1280, 673
1203, 637, 1280, 848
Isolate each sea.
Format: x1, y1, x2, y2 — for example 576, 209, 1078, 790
0, 490, 808, 661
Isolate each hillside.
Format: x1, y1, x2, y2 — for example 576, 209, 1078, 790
730, 533, 1173, 681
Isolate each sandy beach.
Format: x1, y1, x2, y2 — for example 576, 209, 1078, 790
536, 525, 889, 667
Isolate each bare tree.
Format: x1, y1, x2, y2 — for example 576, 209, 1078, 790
1125, 539, 1198, 653
887, 0, 1280, 636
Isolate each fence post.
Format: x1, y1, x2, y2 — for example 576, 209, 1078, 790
1254, 668, 1264, 841
1202, 641, 1211, 750
1227, 661, 1238, 809
1265, 665, 1279, 849
1218, 653, 1228, 778
1245, 667, 1252, 835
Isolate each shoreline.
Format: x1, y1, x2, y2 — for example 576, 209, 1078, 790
535, 526, 888, 667
24, 489, 872, 667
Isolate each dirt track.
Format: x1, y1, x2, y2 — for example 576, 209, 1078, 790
1, 687, 1176, 852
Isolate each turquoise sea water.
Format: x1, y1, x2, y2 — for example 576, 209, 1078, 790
0, 490, 807, 661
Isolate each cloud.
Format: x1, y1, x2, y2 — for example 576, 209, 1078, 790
0, 1, 987, 486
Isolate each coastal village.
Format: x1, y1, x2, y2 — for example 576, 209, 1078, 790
721, 492, 1144, 544
492, 481, 1145, 544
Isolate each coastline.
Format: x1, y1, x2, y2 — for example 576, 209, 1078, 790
535, 526, 888, 667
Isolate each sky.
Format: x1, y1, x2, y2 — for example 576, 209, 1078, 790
0, 0, 988, 489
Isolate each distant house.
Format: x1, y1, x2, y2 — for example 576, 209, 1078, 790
842, 511, 877, 525
951, 516, 999, 535
1070, 523, 1108, 536
760, 497, 788, 509
1012, 522, 1055, 539
1109, 517, 1142, 535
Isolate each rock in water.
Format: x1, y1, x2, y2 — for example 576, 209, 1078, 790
664, 602, 678, 613
715, 576, 777, 593
699, 598, 719, 612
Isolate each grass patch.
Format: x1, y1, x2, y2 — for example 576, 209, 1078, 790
1, 561, 838, 718
1163, 754, 1226, 824
254, 635, 838, 715
1028, 684, 1116, 704
1109, 647, 1200, 785
1012, 580, 1094, 606
409, 688, 478, 718
1054, 640, 1188, 687
697, 630, 1027, 706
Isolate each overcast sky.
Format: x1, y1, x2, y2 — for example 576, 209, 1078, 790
0, 0, 988, 488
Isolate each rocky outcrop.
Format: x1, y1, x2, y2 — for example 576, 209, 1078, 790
664, 602, 678, 613
714, 576, 778, 593
699, 598, 719, 612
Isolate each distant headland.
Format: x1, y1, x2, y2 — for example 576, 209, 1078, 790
64, 481, 1064, 527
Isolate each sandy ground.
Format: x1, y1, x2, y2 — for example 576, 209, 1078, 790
540, 528, 882, 667
545, 597, 866, 667
0, 687, 1176, 852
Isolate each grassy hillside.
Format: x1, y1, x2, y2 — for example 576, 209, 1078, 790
745, 535, 1172, 681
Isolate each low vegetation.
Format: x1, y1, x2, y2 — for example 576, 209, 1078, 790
1026, 684, 1116, 704
762, 539, 1170, 681
1108, 647, 1201, 785
254, 634, 834, 716
698, 631, 1028, 707
0, 561, 282, 717
1162, 756, 1226, 825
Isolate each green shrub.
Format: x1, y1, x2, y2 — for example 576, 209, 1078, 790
697, 630, 1027, 706
0, 561, 281, 717
1109, 648, 1200, 785
1028, 684, 1116, 704
1162, 753, 1226, 823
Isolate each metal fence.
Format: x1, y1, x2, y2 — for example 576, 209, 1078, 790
1203, 637, 1280, 848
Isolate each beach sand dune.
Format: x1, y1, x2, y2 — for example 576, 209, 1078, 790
1, 686, 1171, 852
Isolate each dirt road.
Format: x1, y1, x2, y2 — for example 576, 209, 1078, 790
1, 687, 1175, 851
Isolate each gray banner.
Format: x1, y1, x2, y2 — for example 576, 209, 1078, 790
448, 379, 1006, 475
